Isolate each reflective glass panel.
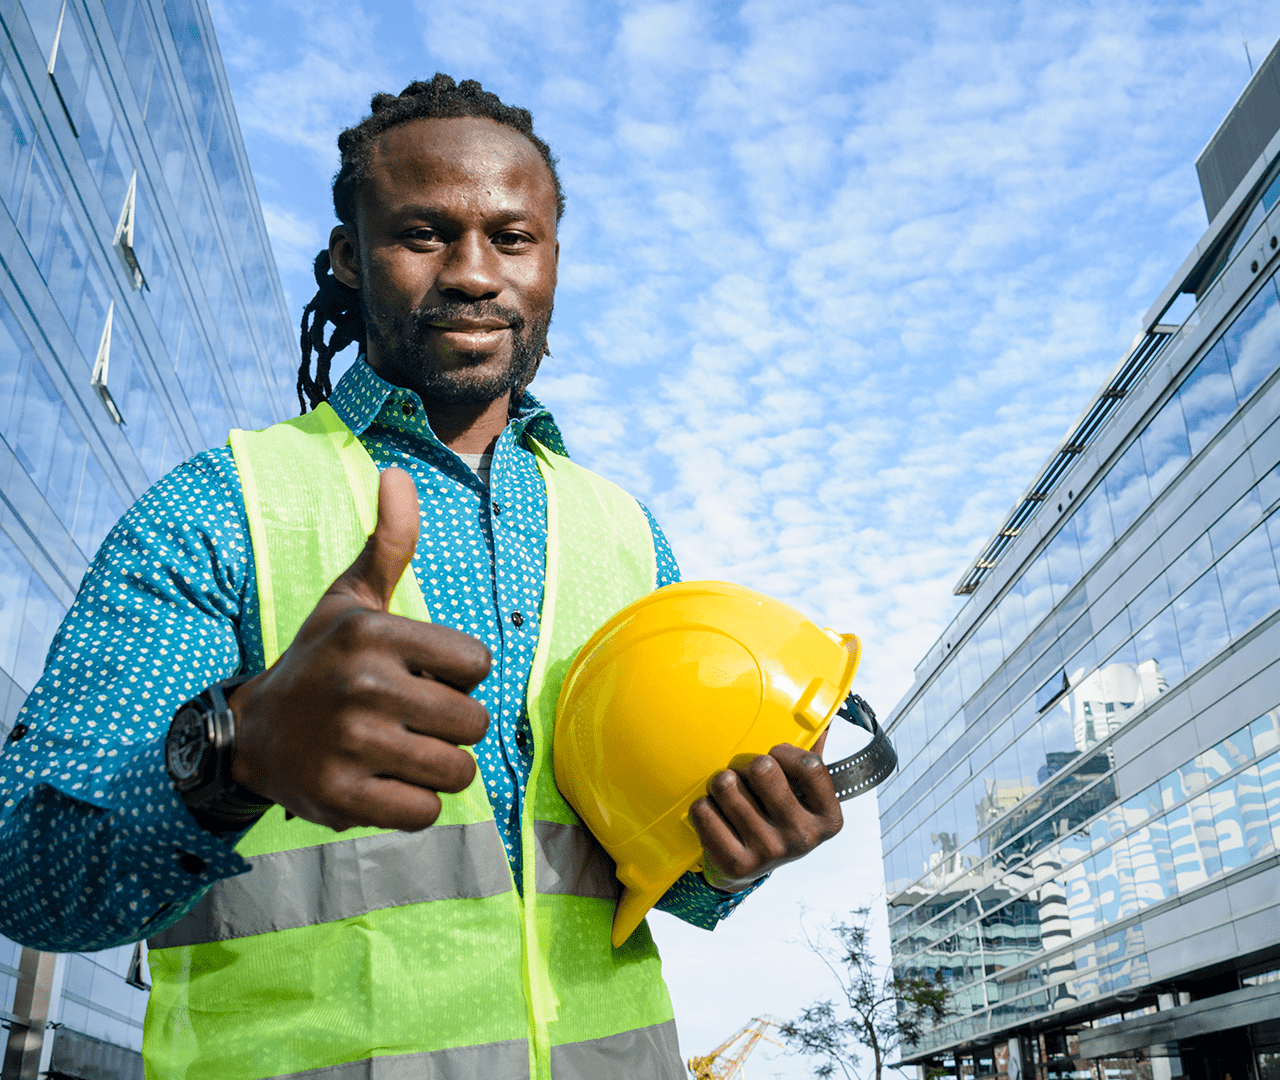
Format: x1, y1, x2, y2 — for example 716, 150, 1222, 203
1073, 486, 1114, 570
0, 70, 34, 209
1130, 606, 1182, 692
1210, 777, 1249, 871
1103, 439, 1149, 538
1222, 277, 1280, 404
123, 3, 156, 114
18, 141, 61, 274
1044, 519, 1082, 605
1139, 396, 1192, 501
1176, 340, 1236, 456
1171, 568, 1229, 673
1215, 522, 1280, 639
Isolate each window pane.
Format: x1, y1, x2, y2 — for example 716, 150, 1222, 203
1222, 278, 1280, 404
1045, 519, 1082, 605
1176, 340, 1236, 456
1166, 534, 1212, 596
0, 70, 35, 209
72, 452, 122, 558
1138, 396, 1191, 499
1132, 607, 1181, 693
1252, 710, 1280, 756
1129, 570, 1170, 629
1172, 569, 1230, 673
1210, 484, 1263, 560
73, 258, 110, 364
1258, 751, 1280, 850
1236, 765, 1274, 860
12, 566, 64, 691
996, 586, 1029, 663
122, 3, 156, 113
1104, 439, 1149, 537
17, 141, 62, 276
1074, 487, 1114, 570
48, 203, 90, 334
0, 298, 34, 439
144, 76, 185, 202
1215, 522, 1280, 639
1020, 554, 1054, 635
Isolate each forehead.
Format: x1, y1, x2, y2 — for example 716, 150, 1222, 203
362, 117, 557, 220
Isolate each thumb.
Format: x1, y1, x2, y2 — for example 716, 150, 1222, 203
330, 467, 420, 611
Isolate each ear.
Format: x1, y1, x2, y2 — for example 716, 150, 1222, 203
329, 225, 361, 291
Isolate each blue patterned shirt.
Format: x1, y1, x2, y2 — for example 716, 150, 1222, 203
0, 360, 755, 952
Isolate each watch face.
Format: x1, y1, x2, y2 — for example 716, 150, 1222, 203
167, 707, 208, 786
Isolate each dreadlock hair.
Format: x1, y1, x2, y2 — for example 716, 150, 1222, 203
296, 74, 565, 413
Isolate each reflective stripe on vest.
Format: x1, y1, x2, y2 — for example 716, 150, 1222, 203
151, 821, 619, 948
255, 1021, 683, 1080
143, 404, 676, 1080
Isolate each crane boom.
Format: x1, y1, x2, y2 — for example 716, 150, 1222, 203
688, 1016, 782, 1079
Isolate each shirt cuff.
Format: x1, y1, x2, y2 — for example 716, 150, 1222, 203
0, 737, 250, 952
652, 869, 768, 930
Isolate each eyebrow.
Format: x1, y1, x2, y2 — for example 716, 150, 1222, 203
393, 204, 535, 227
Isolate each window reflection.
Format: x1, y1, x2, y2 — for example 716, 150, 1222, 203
1176, 339, 1236, 456
1222, 277, 1280, 404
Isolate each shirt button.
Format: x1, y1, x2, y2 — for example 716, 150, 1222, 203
401, 401, 416, 417
7, 723, 28, 741
515, 729, 528, 750
510, 611, 524, 627
178, 852, 207, 875
492, 503, 503, 516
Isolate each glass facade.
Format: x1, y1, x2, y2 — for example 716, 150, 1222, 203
882, 62, 1280, 1079
0, 0, 293, 1072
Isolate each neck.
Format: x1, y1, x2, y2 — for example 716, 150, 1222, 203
424, 393, 512, 454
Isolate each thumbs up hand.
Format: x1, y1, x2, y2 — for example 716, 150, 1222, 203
228, 467, 492, 832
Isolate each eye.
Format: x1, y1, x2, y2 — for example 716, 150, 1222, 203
405, 227, 444, 244
493, 230, 532, 248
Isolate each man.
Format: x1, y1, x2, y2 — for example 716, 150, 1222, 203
0, 75, 843, 1078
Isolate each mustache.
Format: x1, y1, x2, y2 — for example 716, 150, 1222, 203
410, 300, 527, 334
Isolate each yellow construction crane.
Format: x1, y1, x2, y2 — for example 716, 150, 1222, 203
688, 1016, 783, 1079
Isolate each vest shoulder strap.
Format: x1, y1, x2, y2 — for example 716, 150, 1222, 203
228, 402, 430, 667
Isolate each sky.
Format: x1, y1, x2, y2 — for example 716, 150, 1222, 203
205, 1, 1280, 1075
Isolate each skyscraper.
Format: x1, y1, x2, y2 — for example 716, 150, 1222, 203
0, 0, 293, 1074
881, 38, 1280, 1080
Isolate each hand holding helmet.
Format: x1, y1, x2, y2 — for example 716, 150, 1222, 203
690, 735, 844, 894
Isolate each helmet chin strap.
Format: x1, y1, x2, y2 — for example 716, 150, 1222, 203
825, 694, 898, 801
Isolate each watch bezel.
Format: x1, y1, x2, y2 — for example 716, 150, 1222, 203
166, 704, 213, 791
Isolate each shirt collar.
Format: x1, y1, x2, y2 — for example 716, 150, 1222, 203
328, 357, 569, 457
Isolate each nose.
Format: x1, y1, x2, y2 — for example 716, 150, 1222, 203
436, 232, 501, 300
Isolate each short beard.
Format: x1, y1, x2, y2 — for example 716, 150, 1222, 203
361, 293, 550, 409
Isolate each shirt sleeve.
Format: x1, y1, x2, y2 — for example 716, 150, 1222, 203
639, 503, 767, 930
0, 448, 259, 952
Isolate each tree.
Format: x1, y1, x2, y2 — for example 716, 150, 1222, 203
778, 906, 949, 1080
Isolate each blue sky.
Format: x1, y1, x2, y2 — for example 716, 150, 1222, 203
207, 1, 1280, 1073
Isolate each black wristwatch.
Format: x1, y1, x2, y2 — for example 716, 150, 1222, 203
166, 676, 272, 831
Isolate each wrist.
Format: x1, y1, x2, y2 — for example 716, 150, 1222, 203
166, 676, 272, 834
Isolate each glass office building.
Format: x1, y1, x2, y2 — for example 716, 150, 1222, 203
0, 0, 294, 1074
881, 38, 1280, 1080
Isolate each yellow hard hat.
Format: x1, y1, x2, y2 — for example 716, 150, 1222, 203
553, 580, 863, 947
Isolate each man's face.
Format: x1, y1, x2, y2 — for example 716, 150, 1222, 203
330, 116, 559, 407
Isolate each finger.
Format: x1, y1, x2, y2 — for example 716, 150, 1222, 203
769, 744, 843, 832
329, 467, 421, 611
337, 775, 447, 832
341, 714, 482, 791
324, 609, 493, 695
711, 761, 793, 855
688, 792, 749, 867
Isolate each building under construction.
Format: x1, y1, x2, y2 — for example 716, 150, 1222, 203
880, 36, 1280, 1080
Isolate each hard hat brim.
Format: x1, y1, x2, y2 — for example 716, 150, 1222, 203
613, 881, 681, 948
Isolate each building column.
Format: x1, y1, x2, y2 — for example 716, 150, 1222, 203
2, 948, 56, 1080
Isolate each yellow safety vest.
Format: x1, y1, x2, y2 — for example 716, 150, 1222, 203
142, 403, 681, 1079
